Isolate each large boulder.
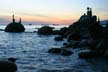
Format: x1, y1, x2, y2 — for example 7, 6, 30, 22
0, 58, 17, 72
59, 27, 68, 35
37, 26, 53, 35
53, 30, 60, 35
5, 23, 25, 32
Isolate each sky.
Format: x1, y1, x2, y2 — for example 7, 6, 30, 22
0, 0, 108, 24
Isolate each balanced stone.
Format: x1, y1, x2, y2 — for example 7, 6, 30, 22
5, 15, 25, 32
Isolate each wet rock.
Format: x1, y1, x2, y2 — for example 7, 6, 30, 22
0, 60, 17, 72
37, 26, 53, 35
54, 36, 63, 41
48, 48, 61, 54
8, 57, 17, 63
48, 48, 73, 56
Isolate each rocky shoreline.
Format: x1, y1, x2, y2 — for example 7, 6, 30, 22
0, 7, 108, 72
38, 7, 108, 59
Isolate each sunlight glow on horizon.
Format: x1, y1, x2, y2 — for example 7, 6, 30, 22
0, 0, 108, 24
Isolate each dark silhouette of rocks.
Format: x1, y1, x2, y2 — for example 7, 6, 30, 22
67, 32, 80, 42
59, 27, 68, 35
59, 7, 106, 41
53, 7, 108, 58
53, 27, 68, 35
53, 30, 60, 35
5, 15, 25, 32
8, 57, 17, 63
63, 7, 101, 39
37, 26, 53, 35
48, 48, 61, 54
94, 39, 108, 56
0, 58, 17, 72
103, 23, 108, 38
88, 22, 103, 39
0, 29, 4, 31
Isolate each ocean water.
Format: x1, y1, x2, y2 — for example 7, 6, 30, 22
0, 25, 107, 72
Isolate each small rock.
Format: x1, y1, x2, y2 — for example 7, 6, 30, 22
48, 48, 61, 54
8, 57, 16, 63
48, 48, 73, 56
37, 26, 53, 35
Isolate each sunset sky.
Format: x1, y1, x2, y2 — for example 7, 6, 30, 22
0, 0, 108, 24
